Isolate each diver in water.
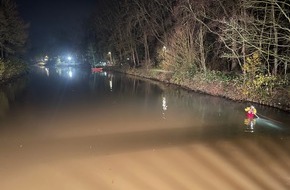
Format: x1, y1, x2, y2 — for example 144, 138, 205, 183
244, 105, 257, 132
245, 105, 257, 119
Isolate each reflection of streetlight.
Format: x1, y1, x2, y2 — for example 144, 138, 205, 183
162, 97, 168, 111
68, 67, 73, 78
108, 51, 113, 65
109, 78, 113, 91
45, 68, 49, 77
162, 96, 168, 119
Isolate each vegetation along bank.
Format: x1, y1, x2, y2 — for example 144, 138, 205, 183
84, 0, 290, 111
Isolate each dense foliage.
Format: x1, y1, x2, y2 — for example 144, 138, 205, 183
0, 0, 28, 81
84, 0, 289, 102
0, 58, 28, 81
0, 0, 28, 58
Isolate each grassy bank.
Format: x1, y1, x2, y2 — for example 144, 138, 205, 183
111, 67, 290, 112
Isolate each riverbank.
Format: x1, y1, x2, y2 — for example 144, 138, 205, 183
0, 71, 28, 85
109, 67, 290, 112
0, 59, 29, 85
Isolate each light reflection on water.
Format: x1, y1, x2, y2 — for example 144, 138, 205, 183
0, 65, 289, 189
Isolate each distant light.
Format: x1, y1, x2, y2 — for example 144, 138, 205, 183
68, 70, 73, 78
99, 61, 106, 66
68, 56, 72, 61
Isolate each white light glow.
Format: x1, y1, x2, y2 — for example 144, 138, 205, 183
162, 97, 168, 111
44, 55, 49, 61
45, 68, 49, 77
163, 46, 167, 51
162, 96, 168, 119
109, 80, 113, 91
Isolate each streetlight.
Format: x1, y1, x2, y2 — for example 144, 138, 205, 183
108, 51, 113, 65
162, 46, 167, 60
162, 46, 166, 52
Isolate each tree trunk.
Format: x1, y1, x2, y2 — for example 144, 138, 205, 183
199, 25, 206, 73
242, 6, 247, 80
144, 32, 150, 69
131, 46, 136, 68
135, 47, 139, 67
271, 1, 278, 75
284, 61, 288, 80
92, 54, 96, 67
242, 39, 246, 83
231, 38, 238, 71
0, 46, 3, 58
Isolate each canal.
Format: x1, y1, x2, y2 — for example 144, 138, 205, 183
0, 66, 290, 189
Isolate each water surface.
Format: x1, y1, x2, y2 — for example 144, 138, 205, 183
0, 66, 289, 190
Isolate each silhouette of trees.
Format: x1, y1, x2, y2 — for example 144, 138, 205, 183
0, 0, 28, 58
84, 0, 289, 83
218, 0, 290, 77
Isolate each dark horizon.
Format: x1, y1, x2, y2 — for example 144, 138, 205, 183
15, 0, 101, 57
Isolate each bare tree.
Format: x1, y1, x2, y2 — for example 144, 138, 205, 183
219, 0, 290, 76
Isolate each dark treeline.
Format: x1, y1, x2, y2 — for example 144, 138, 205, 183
0, 0, 28, 80
0, 0, 28, 59
84, 0, 290, 100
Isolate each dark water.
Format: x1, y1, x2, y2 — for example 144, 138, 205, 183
0, 66, 290, 190
1, 66, 289, 135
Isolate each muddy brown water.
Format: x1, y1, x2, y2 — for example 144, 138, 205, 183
0, 66, 290, 190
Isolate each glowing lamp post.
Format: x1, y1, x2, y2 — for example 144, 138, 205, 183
162, 46, 166, 52
162, 46, 167, 59
108, 51, 113, 65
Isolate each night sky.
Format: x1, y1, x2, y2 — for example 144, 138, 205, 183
15, 0, 101, 55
